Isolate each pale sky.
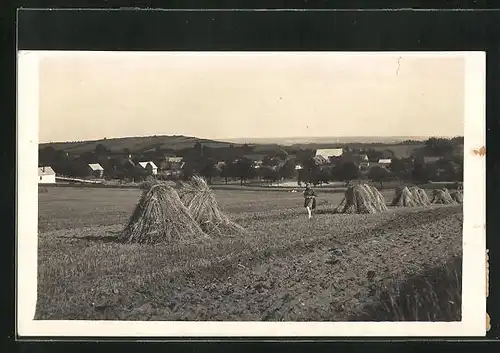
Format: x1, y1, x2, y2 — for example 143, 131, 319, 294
39, 52, 465, 143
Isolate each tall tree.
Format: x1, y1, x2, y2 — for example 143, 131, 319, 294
39, 146, 58, 165
390, 157, 412, 181
411, 158, 431, 183
199, 160, 217, 183
423, 137, 455, 156
220, 162, 233, 185
234, 158, 255, 185
261, 166, 280, 184
193, 141, 203, 157
368, 166, 392, 189
365, 148, 384, 162
279, 160, 296, 180
300, 157, 321, 185
331, 162, 360, 185
316, 166, 332, 185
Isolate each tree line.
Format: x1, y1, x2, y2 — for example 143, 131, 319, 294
39, 137, 463, 184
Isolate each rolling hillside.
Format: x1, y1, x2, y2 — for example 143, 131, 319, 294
39, 134, 427, 159
39, 135, 240, 154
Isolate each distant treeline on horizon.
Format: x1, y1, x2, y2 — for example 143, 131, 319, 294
40, 134, 464, 147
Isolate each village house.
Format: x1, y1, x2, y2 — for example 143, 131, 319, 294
359, 161, 371, 172
233, 154, 261, 165
232, 154, 264, 168
272, 161, 285, 171
38, 166, 56, 184
312, 155, 328, 165
165, 156, 183, 163
138, 161, 158, 175
162, 156, 184, 171
315, 148, 343, 164
215, 161, 226, 172
155, 159, 182, 178
88, 163, 104, 178
377, 158, 393, 169
423, 156, 442, 164
253, 160, 264, 169
333, 151, 370, 169
359, 154, 369, 162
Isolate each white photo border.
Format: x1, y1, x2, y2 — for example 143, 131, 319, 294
16, 51, 486, 337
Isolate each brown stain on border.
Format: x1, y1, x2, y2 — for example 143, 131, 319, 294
472, 146, 486, 156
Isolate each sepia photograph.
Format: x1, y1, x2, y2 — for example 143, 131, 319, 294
17, 51, 486, 337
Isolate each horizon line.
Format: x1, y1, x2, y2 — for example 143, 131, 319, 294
38, 134, 464, 145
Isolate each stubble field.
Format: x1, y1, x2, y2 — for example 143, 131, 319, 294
36, 186, 463, 321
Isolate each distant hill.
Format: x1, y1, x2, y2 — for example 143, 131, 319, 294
39, 135, 240, 154
39, 134, 462, 160
225, 136, 432, 145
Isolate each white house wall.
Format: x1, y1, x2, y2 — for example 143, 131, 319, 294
39, 174, 55, 184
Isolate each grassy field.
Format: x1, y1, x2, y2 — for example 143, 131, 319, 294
36, 187, 462, 321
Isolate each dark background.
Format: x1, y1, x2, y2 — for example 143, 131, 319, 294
3, 2, 500, 352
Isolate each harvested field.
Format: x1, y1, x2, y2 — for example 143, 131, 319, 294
37, 187, 462, 321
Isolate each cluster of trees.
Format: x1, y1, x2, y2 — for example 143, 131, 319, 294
421, 137, 463, 157
295, 155, 463, 188
39, 136, 464, 185
410, 156, 463, 183
181, 157, 297, 185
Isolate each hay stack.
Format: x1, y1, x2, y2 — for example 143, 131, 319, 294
335, 184, 388, 214
392, 186, 431, 207
431, 188, 456, 204
409, 186, 431, 206
450, 189, 463, 204
391, 187, 417, 207
139, 176, 158, 191
180, 175, 245, 236
120, 182, 207, 244
369, 185, 388, 209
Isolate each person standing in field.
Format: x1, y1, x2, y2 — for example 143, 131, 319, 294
303, 183, 317, 220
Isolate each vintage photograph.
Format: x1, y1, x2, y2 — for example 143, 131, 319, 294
17, 51, 486, 336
